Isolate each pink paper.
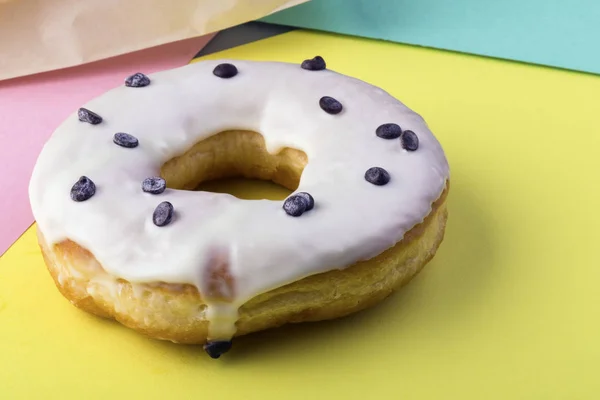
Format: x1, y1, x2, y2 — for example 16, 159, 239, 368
0, 34, 215, 256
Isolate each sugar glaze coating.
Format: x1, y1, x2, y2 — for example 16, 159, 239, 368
29, 59, 449, 340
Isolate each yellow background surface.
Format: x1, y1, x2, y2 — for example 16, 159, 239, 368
2, 30, 600, 399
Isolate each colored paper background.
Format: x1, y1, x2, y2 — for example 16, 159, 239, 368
261, 0, 600, 75
0, 34, 215, 256
2, 30, 599, 399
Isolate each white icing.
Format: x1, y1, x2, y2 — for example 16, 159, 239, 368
29, 59, 449, 339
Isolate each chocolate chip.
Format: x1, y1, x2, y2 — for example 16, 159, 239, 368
78, 108, 102, 125
319, 96, 343, 115
213, 63, 238, 78
376, 123, 402, 139
153, 201, 174, 226
142, 177, 166, 194
364, 167, 390, 186
70, 176, 96, 202
203, 341, 232, 359
113, 132, 139, 148
301, 56, 326, 71
125, 72, 150, 88
401, 130, 419, 151
295, 192, 314, 211
283, 195, 308, 217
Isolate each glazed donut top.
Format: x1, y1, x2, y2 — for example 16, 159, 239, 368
29, 58, 449, 339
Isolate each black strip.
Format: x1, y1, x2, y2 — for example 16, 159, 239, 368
194, 21, 296, 59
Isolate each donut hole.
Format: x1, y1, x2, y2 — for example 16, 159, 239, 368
160, 130, 308, 200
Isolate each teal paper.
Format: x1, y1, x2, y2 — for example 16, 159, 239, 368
261, 0, 600, 75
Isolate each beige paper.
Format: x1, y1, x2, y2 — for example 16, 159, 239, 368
0, 0, 308, 81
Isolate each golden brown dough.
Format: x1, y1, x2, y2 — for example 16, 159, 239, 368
36, 130, 449, 344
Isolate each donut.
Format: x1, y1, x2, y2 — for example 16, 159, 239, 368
29, 57, 450, 358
